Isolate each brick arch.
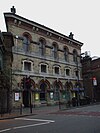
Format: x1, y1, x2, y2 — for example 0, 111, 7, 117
22, 32, 32, 41
38, 79, 50, 90
53, 80, 63, 90
52, 42, 58, 49
39, 37, 46, 45
65, 81, 73, 91
63, 46, 69, 52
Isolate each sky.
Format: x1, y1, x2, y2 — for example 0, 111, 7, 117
0, 0, 100, 57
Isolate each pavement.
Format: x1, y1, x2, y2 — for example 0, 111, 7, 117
0, 105, 60, 120
0, 102, 99, 120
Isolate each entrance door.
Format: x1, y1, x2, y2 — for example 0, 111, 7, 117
23, 90, 30, 107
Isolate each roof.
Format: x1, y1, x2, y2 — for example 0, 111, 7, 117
4, 12, 83, 46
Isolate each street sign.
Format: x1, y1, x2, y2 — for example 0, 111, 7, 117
93, 77, 97, 86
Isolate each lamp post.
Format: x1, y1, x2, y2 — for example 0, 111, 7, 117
25, 76, 32, 113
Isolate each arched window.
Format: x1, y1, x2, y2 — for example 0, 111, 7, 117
64, 46, 69, 62
22, 33, 31, 52
39, 38, 46, 56
73, 49, 78, 63
52, 42, 58, 60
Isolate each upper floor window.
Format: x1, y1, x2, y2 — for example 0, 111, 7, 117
65, 68, 70, 76
39, 63, 48, 74
24, 62, 31, 71
41, 64, 46, 73
53, 65, 61, 75
39, 38, 46, 56
64, 47, 69, 62
73, 49, 78, 63
22, 60, 33, 72
75, 70, 79, 77
22, 33, 31, 52
52, 43, 58, 60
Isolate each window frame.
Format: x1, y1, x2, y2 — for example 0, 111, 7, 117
65, 68, 70, 76
52, 43, 58, 60
39, 38, 46, 56
53, 65, 61, 75
22, 60, 33, 72
64, 47, 69, 62
39, 63, 48, 74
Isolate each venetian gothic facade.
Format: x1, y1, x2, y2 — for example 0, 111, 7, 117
4, 7, 84, 108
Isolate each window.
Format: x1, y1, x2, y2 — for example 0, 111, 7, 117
64, 47, 69, 62
41, 64, 46, 73
22, 60, 33, 72
24, 62, 31, 71
39, 63, 48, 74
75, 70, 79, 77
23, 33, 31, 52
73, 49, 78, 63
39, 38, 46, 56
55, 67, 59, 74
65, 69, 70, 76
52, 43, 58, 60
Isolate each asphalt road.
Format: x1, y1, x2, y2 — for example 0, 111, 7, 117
0, 104, 100, 133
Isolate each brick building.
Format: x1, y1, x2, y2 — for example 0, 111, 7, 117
81, 54, 100, 102
4, 7, 84, 108
0, 31, 14, 113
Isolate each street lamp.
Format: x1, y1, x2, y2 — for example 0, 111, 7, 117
25, 76, 32, 113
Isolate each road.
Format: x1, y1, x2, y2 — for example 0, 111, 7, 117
0, 104, 100, 133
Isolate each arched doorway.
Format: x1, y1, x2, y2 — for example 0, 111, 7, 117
40, 82, 47, 101
22, 77, 35, 107
53, 80, 63, 101
39, 79, 50, 102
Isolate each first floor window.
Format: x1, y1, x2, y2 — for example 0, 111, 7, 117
65, 69, 70, 76
24, 62, 31, 71
55, 67, 59, 74
41, 64, 46, 73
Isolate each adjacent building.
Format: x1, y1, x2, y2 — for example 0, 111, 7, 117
81, 54, 100, 102
4, 7, 84, 108
0, 31, 14, 113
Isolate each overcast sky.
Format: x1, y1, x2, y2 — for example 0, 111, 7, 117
0, 0, 100, 57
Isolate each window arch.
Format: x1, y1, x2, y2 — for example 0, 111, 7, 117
22, 32, 32, 52
52, 42, 58, 60
64, 46, 69, 62
39, 38, 46, 56
73, 49, 78, 63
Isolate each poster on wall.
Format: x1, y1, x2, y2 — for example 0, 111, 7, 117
15, 92, 20, 101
